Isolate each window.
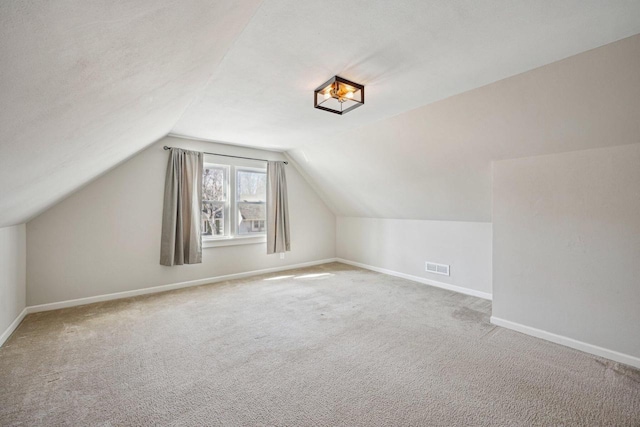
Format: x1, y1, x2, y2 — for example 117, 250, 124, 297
251, 220, 265, 232
236, 168, 266, 236
201, 161, 266, 245
202, 164, 229, 238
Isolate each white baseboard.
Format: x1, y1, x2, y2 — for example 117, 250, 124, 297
0, 307, 28, 347
335, 258, 492, 300
24, 258, 337, 315
490, 316, 640, 369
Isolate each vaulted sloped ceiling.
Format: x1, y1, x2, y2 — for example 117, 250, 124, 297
172, 0, 640, 150
287, 35, 640, 221
2, 1, 640, 228
0, 0, 261, 228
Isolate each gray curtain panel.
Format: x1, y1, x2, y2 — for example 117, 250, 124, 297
266, 161, 291, 254
160, 148, 203, 266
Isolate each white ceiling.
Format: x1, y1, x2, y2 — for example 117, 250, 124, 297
172, 0, 640, 150
0, 0, 261, 228
287, 34, 640, 221
2, 0, 640, 227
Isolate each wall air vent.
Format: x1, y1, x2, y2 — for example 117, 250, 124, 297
425, 262, 450, 276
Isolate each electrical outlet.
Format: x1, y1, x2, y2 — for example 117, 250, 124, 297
280, 253, 285, 260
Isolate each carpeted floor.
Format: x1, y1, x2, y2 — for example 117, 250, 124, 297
1, 262, 639, 426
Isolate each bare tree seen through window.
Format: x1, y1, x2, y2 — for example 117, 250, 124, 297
202, 167, 225, 236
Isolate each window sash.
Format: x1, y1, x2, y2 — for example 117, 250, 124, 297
235, 167, 267, 236
202, 164, 230, 239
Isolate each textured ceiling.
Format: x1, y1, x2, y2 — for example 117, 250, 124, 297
0, 0, 261, 228
2, 1, 640, 228
287, 35, 640, 221
172, 0, 640, 150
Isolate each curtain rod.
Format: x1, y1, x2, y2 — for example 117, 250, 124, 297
163, 146, 288, 165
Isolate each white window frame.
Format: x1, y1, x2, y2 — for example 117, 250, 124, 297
202, 163, 230, 240
202, 158, 267, 248
235, 166, 267, 237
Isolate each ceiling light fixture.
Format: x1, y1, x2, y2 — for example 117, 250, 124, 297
314, 76, 364, 115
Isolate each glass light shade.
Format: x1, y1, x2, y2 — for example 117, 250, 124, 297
314, 76, 364, 115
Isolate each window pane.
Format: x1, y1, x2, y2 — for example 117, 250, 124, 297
203, 167, 226, 201
236, 170, 266, 235
237, 170, 266, 201
202, 201, 225, 237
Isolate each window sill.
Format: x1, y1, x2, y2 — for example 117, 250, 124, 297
202, 234, 266, 248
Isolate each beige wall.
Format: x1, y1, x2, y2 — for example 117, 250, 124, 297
317, 35, 640, 315
26, 136, 335, 306
336, 217, 492, 298
0, 224, 26, 339
492, 143, 640, 359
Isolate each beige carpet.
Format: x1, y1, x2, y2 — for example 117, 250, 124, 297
1, 262, 639, 426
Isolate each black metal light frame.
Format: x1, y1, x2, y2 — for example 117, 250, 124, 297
314, 75, 365, 115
